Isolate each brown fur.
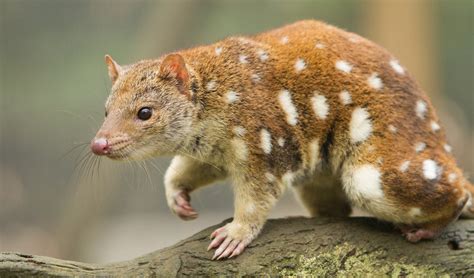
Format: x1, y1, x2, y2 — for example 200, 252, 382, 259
93, 20, 473, 258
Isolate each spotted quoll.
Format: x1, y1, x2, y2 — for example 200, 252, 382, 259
91, 20, 474, 259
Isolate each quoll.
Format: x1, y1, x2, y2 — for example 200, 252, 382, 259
91, 20, 474, 260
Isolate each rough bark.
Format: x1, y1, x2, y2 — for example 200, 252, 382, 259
1, 217, 473, 277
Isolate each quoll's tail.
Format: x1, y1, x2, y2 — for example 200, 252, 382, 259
461, 181, 474, 218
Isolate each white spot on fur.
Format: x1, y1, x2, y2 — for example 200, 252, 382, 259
295, 58, 306, 72
335, 60, 352, 73
430, 121, 440, 132
376, 157, 384, 165
339, 90, 352, 105
390, 60, 405, 74
399, 160, 411, 172
260, 128, 272, 154
246, 203, 256, 214
311, 93, 329, 120
277, 137, 285, 147
444, 144, 452, 153
280, 36, 289, 44
349, 107, 373, 144
278, 90, 298, 126
206, 80, 217, 91
388, 125, 397, 133
448, 173, 457, 183
251, 73, 261, 83
409, 207, 422, 218
225, 91, 239, 104
422, 159, 441, 180
415, 100, 427, 119
257, 49, 269, 61
368, 73, 383, 90
282, 171, 296, 187
233, 126, 246, 137
265, 172, 276, 183
308, 139, 320, 172
415, 142, 426, 153
348, 36, 360, 43
239, 55, 248, 64
352, 164, 384, 199
215, 47, 223, 56
231, 138, 248, 161
315, 42, 325, 49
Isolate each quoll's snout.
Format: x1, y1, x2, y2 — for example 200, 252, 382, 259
91, 137, 109, 155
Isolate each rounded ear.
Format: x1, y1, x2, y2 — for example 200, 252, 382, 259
159, 54, 190, 98
104, 54, 122, 83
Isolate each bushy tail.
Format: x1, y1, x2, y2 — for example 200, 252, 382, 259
461, 181, 474, 219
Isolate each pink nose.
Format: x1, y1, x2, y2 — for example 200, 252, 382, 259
91, 138, 109, 155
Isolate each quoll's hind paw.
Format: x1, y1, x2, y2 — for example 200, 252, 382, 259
401, 228, 439, 243
171, 190, 198, 220
207, 223, 252, 260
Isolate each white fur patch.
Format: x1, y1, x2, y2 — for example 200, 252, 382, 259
295, 58, 306, 72
399, 160, 411, 172
390, 60, 405, 74
352, 164, 384, 199
409, 207, 422, 218
315, 42, 325, 49
282, 171, 296, 187
430, 121, 440, 132
308, 139, 320, 172
277, 137, 285, 147
278, 90, 298, 126
415, 100, 427, 119
339, 90, 352, 105
215, 47, 223, 56
233, 126, 246, 137
251, 73, 261, 83
246, 203, 256, 214
335, 60, 352, 73
206, 80, 217, 91
444, 144, 452, 153
368, 73, 383, 90
415, 142, 426, 153
280, 36, 289, 44
239, 55, 248, 64
260, 128, 272, 154
448, 173, 457, 183
348, 36, 360, 43
311, 93, 329, 120
225, 91, 239, 104
422, 159, 441, 180
231, 138, 248, 161
349, 107, 373, 144
257, 49, 269, 61
265, 172, 276, 183
388, 125, 397, 133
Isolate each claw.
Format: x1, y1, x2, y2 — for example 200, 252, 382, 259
208, 233, 226, 250
212, 237, 232, 260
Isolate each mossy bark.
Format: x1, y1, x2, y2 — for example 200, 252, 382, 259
1, 217, 473, 277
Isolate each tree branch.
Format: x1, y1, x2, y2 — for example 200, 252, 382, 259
1, 217, 473, 276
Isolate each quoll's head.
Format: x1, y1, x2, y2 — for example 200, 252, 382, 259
91, 54, 198, 160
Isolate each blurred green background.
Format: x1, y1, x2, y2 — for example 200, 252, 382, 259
1, 0, 472, 263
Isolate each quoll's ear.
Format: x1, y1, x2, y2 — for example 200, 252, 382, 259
104, 54, 122, 84
159, 53, 190, 98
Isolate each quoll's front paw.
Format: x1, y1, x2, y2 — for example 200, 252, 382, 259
168, 190, 198, 220
207, 222, 255, 260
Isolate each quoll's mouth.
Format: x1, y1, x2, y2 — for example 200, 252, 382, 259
90, 136, 132, 159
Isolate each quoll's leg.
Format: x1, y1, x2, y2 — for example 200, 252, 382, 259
164, 155, 226, 220
208, 172, 284, 259
340, 140, 469, 243
293, 172, 351, 217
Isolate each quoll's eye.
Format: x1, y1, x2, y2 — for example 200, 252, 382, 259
105, 110, 108, 117
137, 107, 153, 121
